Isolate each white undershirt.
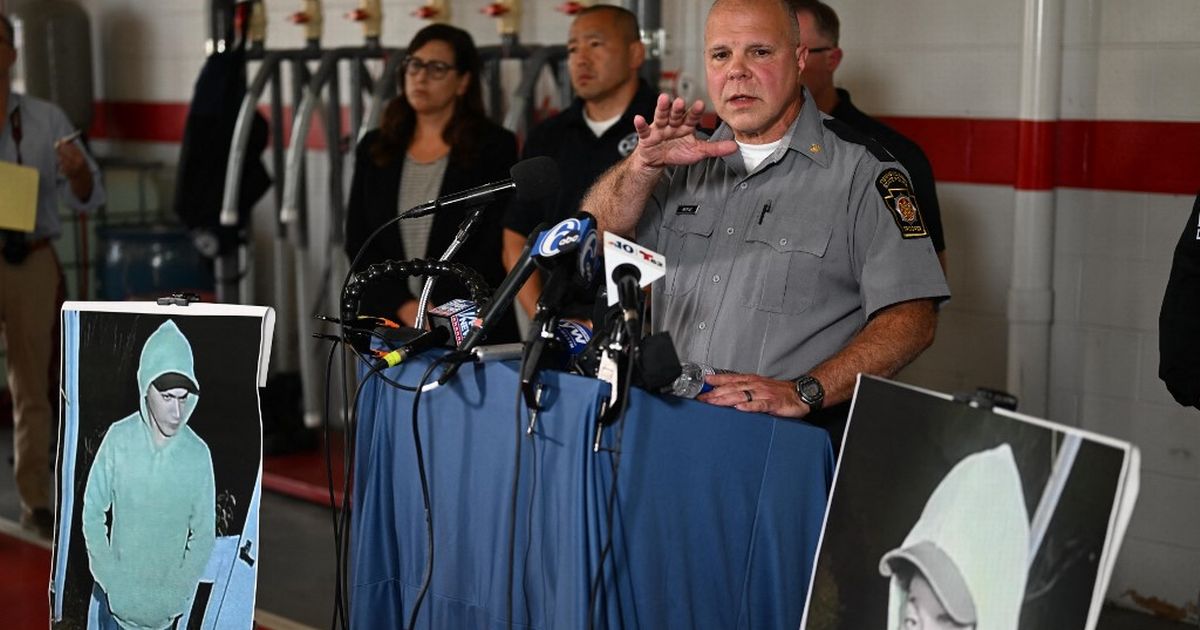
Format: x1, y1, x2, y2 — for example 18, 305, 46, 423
737, 138, 783, 172
584, 111, 622, 138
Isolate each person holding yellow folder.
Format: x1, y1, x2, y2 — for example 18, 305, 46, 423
1, 13, 105, 538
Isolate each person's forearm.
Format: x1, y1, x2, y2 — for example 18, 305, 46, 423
583, 157, 662, 238
502, 228, 539, 318
515, 272, 542, 319
809, 299, 938, 407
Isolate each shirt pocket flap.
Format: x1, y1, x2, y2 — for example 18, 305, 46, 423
745, 212, 832, 257
662, 207, 718, 237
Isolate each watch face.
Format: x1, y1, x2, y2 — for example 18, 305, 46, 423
796, 376, 823, 404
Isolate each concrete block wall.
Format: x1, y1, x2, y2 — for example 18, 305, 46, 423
6, 0, 1197, 618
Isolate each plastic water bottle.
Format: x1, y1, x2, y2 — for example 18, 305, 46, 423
669, 362, 725, 398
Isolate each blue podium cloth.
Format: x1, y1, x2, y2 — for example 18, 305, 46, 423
350, 357, 833, 630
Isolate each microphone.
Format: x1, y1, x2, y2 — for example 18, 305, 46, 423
456, 224, 548, 352
426, 298, 480, 348
372, 327, 450, 370
398, 156, 559, 219
553, 319, 593, 358
459, 214, 598, 352
602, 232, 665, 342
371, 298, 482, 369
602, 232, 665, 307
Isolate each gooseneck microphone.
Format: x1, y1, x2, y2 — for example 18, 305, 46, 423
398, 155, 559, 219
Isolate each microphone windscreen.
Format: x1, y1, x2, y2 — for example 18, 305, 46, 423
635, 332, 683, 391
510, 156, 560, 204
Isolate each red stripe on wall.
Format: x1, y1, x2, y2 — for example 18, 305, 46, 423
883, 116, 1200, 195
881, 117, 1021, 187
1017, 120, 1057, 191
1053, 120, 1200, 195
90, 101, 190, 144
88, 101, 342, 151
87, 101, 1200, 196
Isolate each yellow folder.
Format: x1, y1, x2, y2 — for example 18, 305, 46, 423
0, 161, 40, 233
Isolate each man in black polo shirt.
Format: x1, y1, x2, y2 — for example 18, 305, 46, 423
502, 4, 658, 317
789, 0, 948, 270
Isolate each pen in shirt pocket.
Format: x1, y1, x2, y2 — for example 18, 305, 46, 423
758, 199, 773, 225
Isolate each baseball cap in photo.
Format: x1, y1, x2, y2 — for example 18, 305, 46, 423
880, 539, 978, 626
152, 372, 199, 394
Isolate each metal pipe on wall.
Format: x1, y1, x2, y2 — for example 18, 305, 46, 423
1006, 0, 1064, 417
635, 0, 663, 88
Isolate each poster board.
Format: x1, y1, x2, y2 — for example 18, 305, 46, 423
800, 376, 1140, 630
50, 302, 275, 630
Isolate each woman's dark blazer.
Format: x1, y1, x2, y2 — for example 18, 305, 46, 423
344, 120, 520, 342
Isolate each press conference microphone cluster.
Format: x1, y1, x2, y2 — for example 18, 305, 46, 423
458, 212, 600, 353
398, 155, 559, 220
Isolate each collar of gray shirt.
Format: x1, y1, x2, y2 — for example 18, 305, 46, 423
709, 87, 832, 176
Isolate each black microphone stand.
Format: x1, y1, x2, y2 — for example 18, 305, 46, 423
519, 266, 573, 411
412, 206, 487, 331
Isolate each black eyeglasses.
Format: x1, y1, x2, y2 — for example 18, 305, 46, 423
400, 56, 456, 80
807, 46, 834, 54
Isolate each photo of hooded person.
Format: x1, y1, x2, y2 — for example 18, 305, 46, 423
800, 376, 1136, 630
82, 319, 216, 630
878, 445, 1030, 630
51, 306, 271, 630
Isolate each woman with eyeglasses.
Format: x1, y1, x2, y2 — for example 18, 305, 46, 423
345, 24, 519, 341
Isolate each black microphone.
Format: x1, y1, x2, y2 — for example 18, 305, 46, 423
372, 327, 450, 370
398, 156, 559, 219
457, 223, 549, 352
611, 263, 643, 340
601, 231, 664, 343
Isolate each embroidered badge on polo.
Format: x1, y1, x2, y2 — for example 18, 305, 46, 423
875, 168, 928, 239
676, 205, 698, 215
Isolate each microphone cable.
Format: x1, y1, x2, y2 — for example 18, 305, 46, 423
319, 340, 349, 630
318, 325, 462, 629
586, 295, 645, 630
505, 342, 533, 630
405, 352, 459, 630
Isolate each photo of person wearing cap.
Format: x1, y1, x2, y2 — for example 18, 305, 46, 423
878, 445, 1030, 630
82, 319, 216, 630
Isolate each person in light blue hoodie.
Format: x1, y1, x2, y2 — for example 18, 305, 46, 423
83, 319, 216, 630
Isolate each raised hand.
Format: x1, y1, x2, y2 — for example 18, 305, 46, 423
56, 139, 89, 180
630, 94, 737, 171
56, 138, 94, 203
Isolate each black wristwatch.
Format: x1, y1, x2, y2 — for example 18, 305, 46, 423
794, 375, 824, 411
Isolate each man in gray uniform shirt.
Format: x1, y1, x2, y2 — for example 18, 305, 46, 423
583, 0, 948, 447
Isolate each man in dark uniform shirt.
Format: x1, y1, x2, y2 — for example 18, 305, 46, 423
1160, 193, 1200, 410
789, 0, 948, 270
501, 4, 657, 318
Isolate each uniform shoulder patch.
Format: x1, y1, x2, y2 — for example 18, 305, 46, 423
823, 117, 896, 163
875, 168, 929, 239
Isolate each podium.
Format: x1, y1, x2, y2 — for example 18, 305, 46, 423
350, 357, 834, 629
